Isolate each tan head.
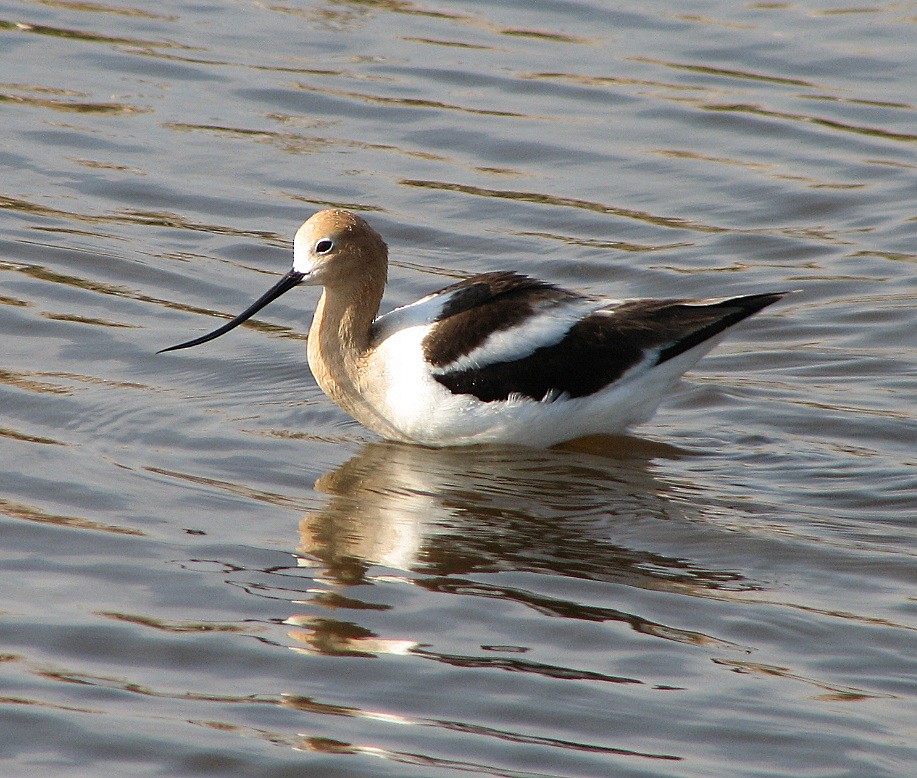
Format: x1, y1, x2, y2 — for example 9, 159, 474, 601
159, 209, 388, 354
292, 209, 388, 288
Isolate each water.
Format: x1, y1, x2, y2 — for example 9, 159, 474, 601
1, 1, 914, 775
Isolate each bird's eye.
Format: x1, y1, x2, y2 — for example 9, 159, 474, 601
314, 239, 334, 254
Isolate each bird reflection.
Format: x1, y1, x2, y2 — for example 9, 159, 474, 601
297, 438, 742, 588
287, 439, 753, 658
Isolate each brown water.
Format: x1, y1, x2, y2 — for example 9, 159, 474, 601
1, 1, 915, 776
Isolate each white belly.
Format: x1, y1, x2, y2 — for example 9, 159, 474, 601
362, 325, 719, 447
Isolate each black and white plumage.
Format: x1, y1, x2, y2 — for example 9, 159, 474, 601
161, 210, 788, 447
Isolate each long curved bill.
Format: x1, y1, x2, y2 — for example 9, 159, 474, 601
159, 270, 305, 353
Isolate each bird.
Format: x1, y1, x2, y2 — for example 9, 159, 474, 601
160, 209, 788, 447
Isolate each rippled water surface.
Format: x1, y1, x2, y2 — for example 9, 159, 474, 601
1, 1, 915, 775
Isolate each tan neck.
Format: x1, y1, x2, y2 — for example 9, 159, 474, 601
307, 274, 406, 439
309, 273, 382, 372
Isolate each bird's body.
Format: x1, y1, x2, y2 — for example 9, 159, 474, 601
162, 209, 787, 447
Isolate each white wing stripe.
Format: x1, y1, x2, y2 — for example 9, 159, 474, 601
439, 299, 607, 372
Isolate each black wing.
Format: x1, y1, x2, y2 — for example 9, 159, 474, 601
421, 271, 585, 368
432, 291, 787, 403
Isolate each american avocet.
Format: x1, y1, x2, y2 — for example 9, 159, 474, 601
161, 209, 788, 447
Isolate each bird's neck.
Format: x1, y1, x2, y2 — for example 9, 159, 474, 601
307, 275, 386, 423
313, 282, 381, 356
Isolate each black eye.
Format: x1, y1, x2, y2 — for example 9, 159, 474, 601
315, 239, 334, 254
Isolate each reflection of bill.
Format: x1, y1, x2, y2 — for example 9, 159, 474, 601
287, 440, 751, 658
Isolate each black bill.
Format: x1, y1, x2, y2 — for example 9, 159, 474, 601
159, 270, 305, 353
